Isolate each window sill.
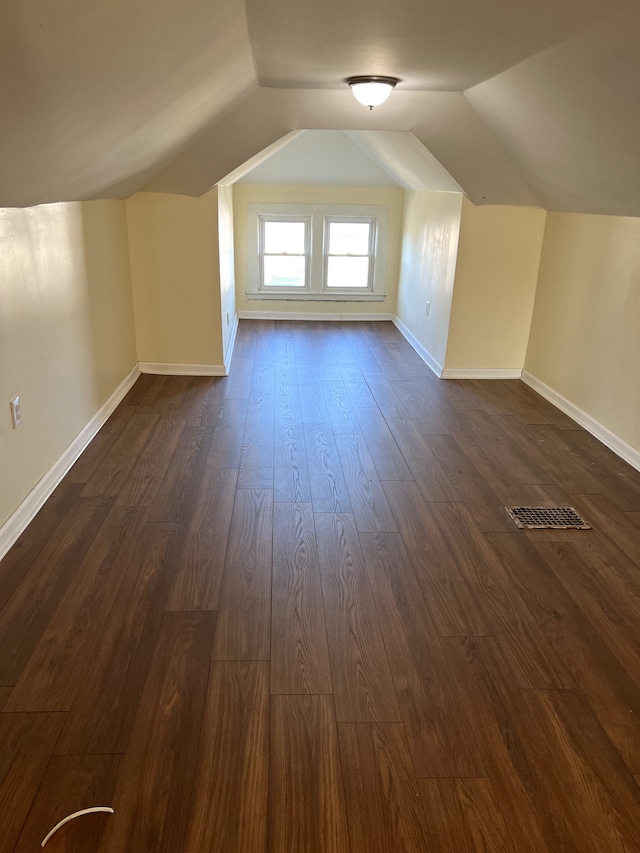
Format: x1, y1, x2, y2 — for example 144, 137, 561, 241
246, 291, 386, 302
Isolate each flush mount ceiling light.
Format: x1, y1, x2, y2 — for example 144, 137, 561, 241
347, 76, 398, 110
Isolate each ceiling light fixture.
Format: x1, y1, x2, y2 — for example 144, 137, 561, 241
347, 76, 398, 110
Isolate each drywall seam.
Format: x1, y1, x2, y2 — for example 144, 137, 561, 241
0, 363, 140, 563
392, 315, 443, 377
238, 311, 394, 321
522, 371, 640, 473
139, 363, 227, 376
441, 368, 523, 379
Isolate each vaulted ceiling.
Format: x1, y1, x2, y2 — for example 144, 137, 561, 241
1, 0, 639, 214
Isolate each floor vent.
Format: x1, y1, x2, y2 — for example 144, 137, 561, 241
505, 506, 591, 530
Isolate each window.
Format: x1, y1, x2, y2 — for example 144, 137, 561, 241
259, 216, 310, 290
324, 217, 375, 290
248, 203, 388, 301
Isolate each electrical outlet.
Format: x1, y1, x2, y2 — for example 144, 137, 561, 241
10, 396, 22, 429
425, 301, 431, 316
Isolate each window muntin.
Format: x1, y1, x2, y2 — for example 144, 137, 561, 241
324, 217, 376, 290
258, 215, 310, 290
247, 203, 388, 301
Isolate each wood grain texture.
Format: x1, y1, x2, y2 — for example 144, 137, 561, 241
166, 467, 238, 611
0, 712, 66, 852
451, 410, 555, 495
6, 506, 146, 711
427, 502, 574, 689
386, 417, 461, 501
233, 322, 257, 360
573, 492, 640, 567
0, 685, 12, 709
383, 479, 489, 636
338, 722, 431, 852
274, 418, 312, 502
412, 377, 468, 433
223, 356, 254, 399
299, 380, 331, 423
534, 539, 640, 684
55, 521, 185, 755
423, 433, 516, 532
487, 532, 640, 771
339, 366, 378, 409
147, 425, 213, 522
270, 695, 350, 853
353, 406, 412, 481
80, 413, 159, 497
334, 430, 398, 532
361, 370, 410, 418
14, 754, 121, 852
184, 661, 269, 853
184, 376, 225, 428
98, 611, 216, 853
561, 429, 640, 509
304, 423, 352, 513
0, 496, 112, 684
206, 397, 248, 468
241, 415, 275, 472
513, 687, 640, 853
440, 637, 552, 851
321, 379, 359, 433
0, 481, 83, 611
271, 502, 332, 695
314, 512, 400, 723
213, 489, 274, 660
6, 322, 640, 853
359, 532, 485, 777
114, 417, 185, 506
64, 405, 135, 483
419, 778, 513, 853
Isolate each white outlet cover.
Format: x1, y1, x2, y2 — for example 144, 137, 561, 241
10, 396, 22, 428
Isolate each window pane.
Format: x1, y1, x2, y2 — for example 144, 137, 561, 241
264, 221, 306, 254
263, 255, 306, 287
326, 256, 370, 289
328, 221, 370, 255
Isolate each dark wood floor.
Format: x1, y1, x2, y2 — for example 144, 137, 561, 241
2, 320, 640, 851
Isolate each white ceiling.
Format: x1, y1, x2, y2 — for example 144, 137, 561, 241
1, 0, 640, 215
236, 130, 399, 187
233, 130, 463, 191
245, 0, 620, 91
466, 9, 640, 215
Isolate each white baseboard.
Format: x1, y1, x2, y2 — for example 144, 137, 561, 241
521, 370, 640, 473
441, 368, 523, 379
0, 363, 141, 563
139, 362, 226, 376
238, 310, 393, 322
223, 313, 239, 373
391, 315, 443, 377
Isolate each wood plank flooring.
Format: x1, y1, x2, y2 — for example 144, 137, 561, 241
2, 319, 640, 851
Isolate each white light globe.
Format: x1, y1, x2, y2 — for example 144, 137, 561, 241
348, 77, 398, 109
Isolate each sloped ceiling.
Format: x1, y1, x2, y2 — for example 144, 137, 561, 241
1, 0, 639, 214
234, 131, 399, 187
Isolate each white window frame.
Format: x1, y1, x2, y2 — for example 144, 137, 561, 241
247, 203, 388, 301
258, 214, 311, 293
322, 215, 377, 293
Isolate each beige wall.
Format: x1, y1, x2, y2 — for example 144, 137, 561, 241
396, 191, 463, 370
218, 185, 237, 367
525, 212, 640, 451
0, 200, 136, 528
445, 199, 546, 370
127, 191, 223, 368
233, 183, 404, 316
